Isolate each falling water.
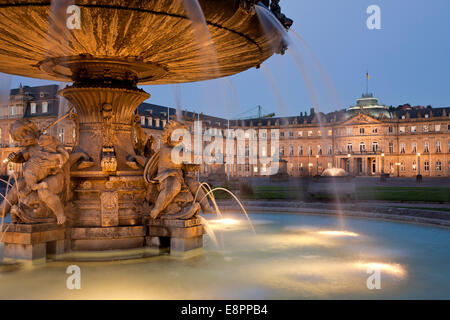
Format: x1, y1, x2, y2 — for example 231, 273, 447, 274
0, 73, 11, 117
198, 216, 219, 249
289, 30, 342, 108
260, 64, 288, 117
200, 187, 256, 234
172, 84, 183, 121
255, 5, 347, 228
45, 0, 76, 56
182, 0, 220, 75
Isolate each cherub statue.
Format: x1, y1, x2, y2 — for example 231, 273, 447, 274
143, 120, 214, 220
0, 120, 69, 224
148, 120, 187, 219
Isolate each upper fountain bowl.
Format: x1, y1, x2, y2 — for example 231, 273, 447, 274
0, 0, 286, 84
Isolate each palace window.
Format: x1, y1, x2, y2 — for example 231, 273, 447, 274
400, 143, 405, 154
298, 131, 303, 137
308, 145, 313, 156
245, 146, 249, 157
317, 145, 322, 155
140, 116, 146, 126
31, 103, 36, 114
59, 128, 64, 143
399, 126, 405, 133
359, 142, 366, 152
400, 162, 406, 172
289, 145, 294, 156
289, 131, 294, 137
448, 124, 450, 131
424, 161, 430, 172
347, 143, 352, 152
423, 125, 428, 132
372, 142, 379, 152
411, 126, 416, 133
10, 106, 15, 116
412, 161, 417, 172
346, 128, 352, 135
280, 146, 284, 156
308, 131, 313, 137
328, 130, 332, 136
436, 161, 442, 172
280, 132, 284, 137
436, 141, 442, 153
317, 130, 322, 136
328, 145, 333, 155
261, 132, 267, 138
448, 141, 450, 152
298, 146, 303, 156
372, 127, 378, 134
388, 126, 393, 133
435, 124, 441, 131
424, 141, 429, 153
359, 128, 365, 134
412, 142, 417, 154
389, 142, 394, 154
42, 101, 48, 113
245, 164, 249, 172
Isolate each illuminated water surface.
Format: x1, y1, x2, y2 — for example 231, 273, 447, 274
0, 213, 449, 299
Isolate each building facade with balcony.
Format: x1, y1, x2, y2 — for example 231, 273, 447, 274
1, 85, 449, 179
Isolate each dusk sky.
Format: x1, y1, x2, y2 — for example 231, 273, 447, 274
6, 0, 450, 119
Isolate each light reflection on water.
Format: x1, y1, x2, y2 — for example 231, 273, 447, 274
0, 213, 449, 299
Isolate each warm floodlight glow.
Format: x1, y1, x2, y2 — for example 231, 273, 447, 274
209, 218, 240, 225
355, 262, 406, 277
316, 230, 360, 237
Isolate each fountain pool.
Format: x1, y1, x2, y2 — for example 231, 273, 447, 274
0, 213, 449, 299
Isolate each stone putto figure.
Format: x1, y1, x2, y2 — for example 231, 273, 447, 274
0, 120, 70, 225
144, 120, 214, 220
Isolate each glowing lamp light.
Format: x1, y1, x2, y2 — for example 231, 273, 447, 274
355, 262, 406, 277
210, 218, 239, 225
316, 230, 360, 237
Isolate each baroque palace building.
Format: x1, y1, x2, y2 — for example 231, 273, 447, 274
1, 84, 449, 178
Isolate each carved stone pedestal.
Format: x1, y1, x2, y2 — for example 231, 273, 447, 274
0, 223, 66, 263
148, 218, 205, 257
71, 226, 146, 251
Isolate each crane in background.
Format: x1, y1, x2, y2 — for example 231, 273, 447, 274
232, 105, 275, 120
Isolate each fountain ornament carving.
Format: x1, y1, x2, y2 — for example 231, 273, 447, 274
0, 0, 292, 259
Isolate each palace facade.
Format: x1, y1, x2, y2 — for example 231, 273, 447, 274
1, 84, 449, 178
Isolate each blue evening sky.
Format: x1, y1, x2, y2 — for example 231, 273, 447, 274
6, 0, 450, 119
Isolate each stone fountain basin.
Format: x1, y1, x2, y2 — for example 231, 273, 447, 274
0, 0, 276, 83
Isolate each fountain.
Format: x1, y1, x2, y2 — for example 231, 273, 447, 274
0, 0, 293, 262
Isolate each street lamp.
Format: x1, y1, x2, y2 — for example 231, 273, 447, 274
380, 153, 386, 181
347, 154, 351, 175
316, 155, 319, 176
416, 153, 422, 183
